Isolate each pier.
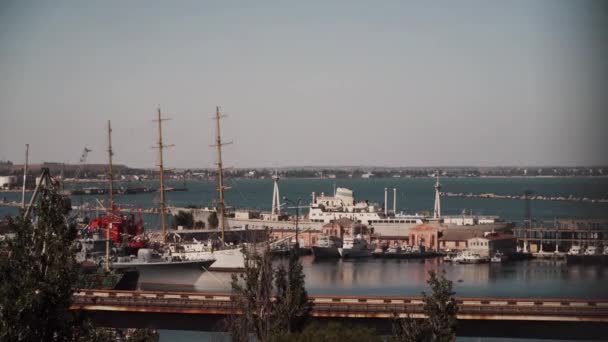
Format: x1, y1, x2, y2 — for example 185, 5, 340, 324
72, 290, 608, 339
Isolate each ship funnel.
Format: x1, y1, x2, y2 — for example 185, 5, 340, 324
384, 187, 388, 214
393, 188, 396, 213
312, 192, 316, 204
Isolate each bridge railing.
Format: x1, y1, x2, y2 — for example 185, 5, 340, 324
72, 289, 608, 320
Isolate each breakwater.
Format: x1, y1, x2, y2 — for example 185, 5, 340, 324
440, 192, 608, 204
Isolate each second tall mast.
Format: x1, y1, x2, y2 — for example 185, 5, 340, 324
213, 106, 231, 245
106, 120, 114, 272
155, 108, 172, 244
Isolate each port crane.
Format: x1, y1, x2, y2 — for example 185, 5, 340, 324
74, 147, 92, 180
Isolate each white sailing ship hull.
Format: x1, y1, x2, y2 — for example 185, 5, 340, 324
209, 248, 246, 271
111, 259, 215, 288
171, 244, 246, 272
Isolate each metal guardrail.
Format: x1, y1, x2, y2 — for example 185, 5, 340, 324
71, 290, 608, 321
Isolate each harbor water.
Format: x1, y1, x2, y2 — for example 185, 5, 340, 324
2, 177, 608, 224
2, 177, 607, 341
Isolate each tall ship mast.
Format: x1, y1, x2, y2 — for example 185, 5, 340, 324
155, 108, 172, 244
106, 120, 114, 272
212, 106, 231, 245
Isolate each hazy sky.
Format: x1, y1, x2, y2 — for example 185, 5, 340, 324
1, 1, 606, 168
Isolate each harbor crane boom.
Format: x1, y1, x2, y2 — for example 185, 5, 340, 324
74, 147, 92, 180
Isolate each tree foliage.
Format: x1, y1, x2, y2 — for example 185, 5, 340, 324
274, 251, 311, 334
0, 188, 79, 341
0, 185, 159, 342
207, 212, 219, 229
392, 270, 458, 342
172, 210, 194, 228
229, 248, 310, 342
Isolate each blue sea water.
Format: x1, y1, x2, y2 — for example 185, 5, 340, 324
2, 177, 608, 226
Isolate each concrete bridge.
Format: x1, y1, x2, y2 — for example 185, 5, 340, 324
72, 290, 608, 339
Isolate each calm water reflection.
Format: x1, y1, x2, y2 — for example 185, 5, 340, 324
141, 257, 608, 299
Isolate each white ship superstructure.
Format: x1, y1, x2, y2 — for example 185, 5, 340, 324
309, 187, 425, 226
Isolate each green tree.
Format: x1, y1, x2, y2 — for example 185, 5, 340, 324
392, 270, 458, 342
229, 247, 276, 342
207, 212, 219, 229
0, 187, 79, 341
274, 250, 311, 333
229, 248, 310, 341
172, 210, 194, 228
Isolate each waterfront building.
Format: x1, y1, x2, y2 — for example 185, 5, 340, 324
438, 226, 511, 251
439, 230, 476, 251
409, 224, 444, 251
269, 227, 322, 248
442, 215, 500, 226
0, 176, 16, 189
321, 218, 355, 238
516, 219, 608, 253
467, 234, 517, 257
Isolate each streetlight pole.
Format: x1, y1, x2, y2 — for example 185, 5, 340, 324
284, 197, 302, 251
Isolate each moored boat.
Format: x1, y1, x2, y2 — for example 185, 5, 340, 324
312, 234, 341, 258
566, 245, 608, 265
338, 235, 373, 258
109, 248, 215, 287
454, 250, 489, 264
490, 252, 507, 263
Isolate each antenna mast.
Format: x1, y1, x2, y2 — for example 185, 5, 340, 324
212, 106, 232, 245
155, 108, 173, 244
433, 171, 442, 219
106, 120, 114, 272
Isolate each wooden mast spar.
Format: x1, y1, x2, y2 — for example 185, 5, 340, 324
106, 120, 114, 272
155, 108, 173, 245
212, 106, 231, 245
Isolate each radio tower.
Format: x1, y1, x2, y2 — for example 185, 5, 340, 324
433, 171, 442, 219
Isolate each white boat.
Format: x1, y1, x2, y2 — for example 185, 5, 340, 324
490, 252, 507, 263
387, 244, 402, 254
169, 241, 246, 271
109, 248, 215, 287
454, 250, 488, 264
443, 251, 458, 262
568, 245, 582, 255
584, 246, 598, 256
338, 234, 373, 258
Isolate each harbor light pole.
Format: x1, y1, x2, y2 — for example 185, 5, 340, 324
283, 197, 302, 251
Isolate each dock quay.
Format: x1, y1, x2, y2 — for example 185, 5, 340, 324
372, 251, 441, 259
72, 290, 608, 339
